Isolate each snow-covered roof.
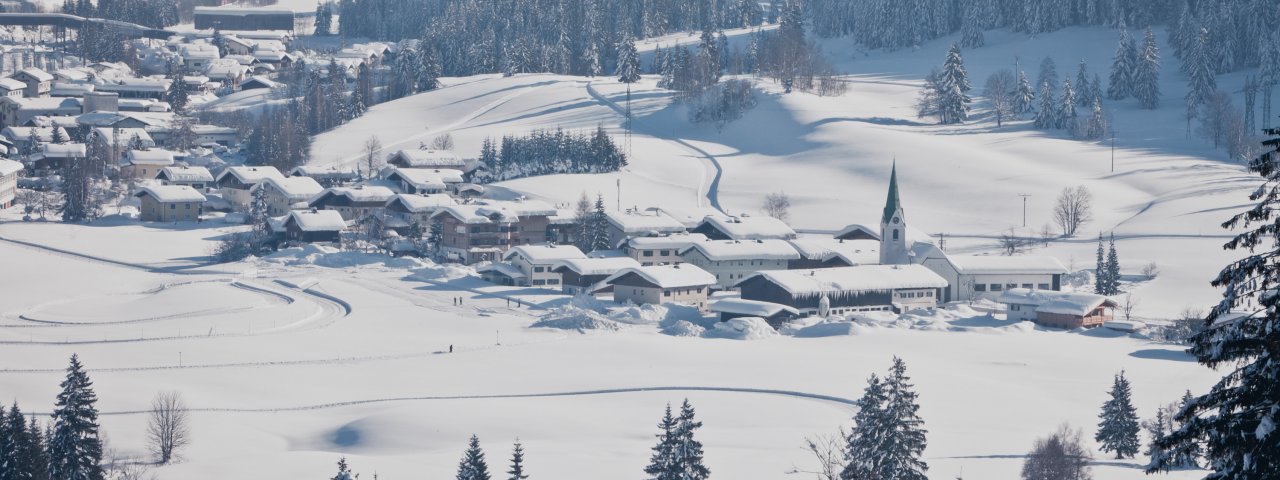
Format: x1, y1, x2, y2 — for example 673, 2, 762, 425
657, 206, 728, 228
388, 149, 466, 168
788, 238, 879, 265
2, 126, 59, 143
5, 96, 81, 111
157, 165, 213, 183
834, 223, 880, 240
680, 239, 800, 261
0, 159, 22, 177
217, 165, 285, 185
477, 262, 526, 279
385, 166, 464, 189
255, 176, 323, 201
290, 165, 358, 179
311, 185, 397, 204
604, 264, 717, 289
387, 193, 456, 213
239, 75, 281, 89
949, 255, 1069, 275
93, 127, 155, 146
124, 149, 174, 166
997, 288, 1117, 317
0, 78, 26, 90
738, 265, 948, 298
431, 199, 558, 224
286, 209, 347, 232
698, 215, 796, 240
16, 67, 53, 82
606, 210, 686, 234
41, 143, 87, 157
134, 185, 206, 203
551, 256, 642, 276
709, 298, 799, 317
504, 244, 587, 263
626, 233, 709, 250
96, 77, 171, 93
51, 83, 95, 96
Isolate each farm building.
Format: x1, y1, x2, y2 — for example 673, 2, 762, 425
708, 298, 800, 328
603, 264, 716, 310
679, 239, 799, 289
736, 264, 948, 316
551, 256, 642, 294
134, 185, 206, 222
283, 209, 346, 243
997, 288, 1117, 329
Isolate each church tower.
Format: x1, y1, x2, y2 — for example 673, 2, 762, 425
879, 162, 910, 265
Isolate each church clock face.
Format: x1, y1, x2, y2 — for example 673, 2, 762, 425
893, 217, 900, 224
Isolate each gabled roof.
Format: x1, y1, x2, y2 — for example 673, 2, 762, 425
386, 193, 456, 213
833, 223, 880, 241
124, 149, 174, 166
310, 185, 397, 206
696, 215, 796, 240
997, 288, 1117, 317
788, 238, 879, 265
134, 185, 206, 203
680, 239, 800, 261
476, 262, 526, 280
216, 165, 284, 185
626, 233, 708, 250
948, 255, 1069, 275
388, 148, 465, 168
0, 159, 22, 177
656, 206, 729, 228
503, 244, 587, 263
552, 256, 641, 276
15, 67, 53, 82
290, 165, 358, 179
157, 166, 214, 183
286, 209, 347, 232
604, 265, 717, 289
384, 166, 464, 189
254, 176, 323, 202
0, 78, 26, 90
606, 210, 686, 234
709, 298, 799, 317
737, 265, 947, 298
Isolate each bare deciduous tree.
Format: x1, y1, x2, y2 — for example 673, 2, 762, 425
1021, 424, 1093, 480
787, 429, 847, 480
1141, 262, 1160, 279
999, 229, 1027, 255
430, 133, 454, 150
1039, 223, 1056, 247
146, 391, 191, 464
762, 191, 792, 224
1053, 186, 1093, 237
1121, 293, 1139, 321
984, 69, 1017, 127
362, 135, 383, 179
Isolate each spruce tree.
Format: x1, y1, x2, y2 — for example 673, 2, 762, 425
0, 403, 12, 480
588, 195, 611, 252
879, 357, 928, 480
2, 403, 39, 480
1082, 97, 1108, 140
1075, 60, 1092, 107
672, 400, 710, 480
936, 44, 971, 124
1149, 128, 1280, 479
1096, 371, 1141, 459
26, 417, 47, 480
1013, 70, 1035, 115
1183, 27, 1216, 119
1133, 26, 1161, 109
331, 458, 354, 480
456, 435, 491, 480
1034, 81, 1058, 129
841, 374, 887, 479
1094, 234, 1106, 294
507, 440, 528, 480
1107, 24, 1137, 100
644, 404, 678, 480
1059, 78, 1078, 132
1106, 234, 1121, 295
48, 354, 104, 480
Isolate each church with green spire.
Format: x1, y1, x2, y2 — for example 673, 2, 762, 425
879, 162, 910, 265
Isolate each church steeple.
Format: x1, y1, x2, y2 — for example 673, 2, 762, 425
879, 161, 910, 265
882, 161, 902, 224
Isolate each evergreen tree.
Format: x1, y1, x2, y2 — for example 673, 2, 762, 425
841, 373, 887, 480
1106, 234, 1121, 294
1095, 234, 1106, 294
58, 155, 96, 223
1034, 81, 1058, 129
1108, 24, 1138, 100
672, 400, 710, 480
1082, 97, 1108, 140
456, 435, 491, 480
936, 44, 971, 124
1037, 57, 1058, 97
167, 76, 189, 112
314, 2, 333, 36
958, 3, 983, 48
1149, 128, 1280, 478
878, 357, 929, 480
1184, 27, 1216, 118
1096, 371, 1141, 459
1059, 78, 1078, 131
26, 417, 47, 480
1133, 26, 1161, 109
644, 404, 679, 480
1013, 70, 1035, 114
331, 458, 354, 480
1075, 60, 1093, 107
507, 440, 528, 480
48, 355, 104, 480
587, 194, 611, 252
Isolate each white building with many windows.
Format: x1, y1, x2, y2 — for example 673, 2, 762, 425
679, 239, 800, 289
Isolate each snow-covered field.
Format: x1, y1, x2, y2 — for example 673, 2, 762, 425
1, 23, 1263, 480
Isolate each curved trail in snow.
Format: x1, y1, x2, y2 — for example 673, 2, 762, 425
11, 280, 291, 327
584, 81, 725, 213
48, 386, 856, 416
0, 235, 231, 275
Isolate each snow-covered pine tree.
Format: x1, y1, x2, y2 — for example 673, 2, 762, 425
1075, 60, 1092, 107
1090, 73, 1105, 107
331, 457, 354, 480
456, 435, 491, 480
841, 373, 887, 479
1133, 26, 1161, 109
879, 357, 929, 480
314, 2, 333, 36
935, 44, 971, 124
1106, 234, 1121, 294
168, 75, 189, 112
58, 152, 96, 223
1095, 234, 1107, 294
1096, 370, 1141, 459
1014, 70, 1035, 114
0, 403, 13, 480
1081, 97, 1108, 140
1161, 390, 1201, 468
1183, 27, 1216, 118
1037, 57, 1058, 97
1034, 81, 1058, 129
1148, 127, 1280, 479
588, 194, 611, 252
25, 416, 47, 480
959, 2, 983, 48
673, 400, 710, 480
1108, 24, 1138, 100
2, 403, 37, 480
644, 403, 678, 480
48, 354, 104, 480
1144, 405, 1171, 462
1059, 78, 1078, 132
507, 440, 528, 480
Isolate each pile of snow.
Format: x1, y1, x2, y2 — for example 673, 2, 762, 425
261, 245, 428, 269
789, 319, 869, 338
410, 262, 476, 281
661, 320, 706, 337
608, 302, 705, 326
701, 317, 778, 340
531, 305, 623, 332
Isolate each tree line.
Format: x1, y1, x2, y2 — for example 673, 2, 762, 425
471, 125, 627, 184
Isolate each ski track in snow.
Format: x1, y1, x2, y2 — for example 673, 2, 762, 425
584, 80, 725, 213
0, 235, 228, 275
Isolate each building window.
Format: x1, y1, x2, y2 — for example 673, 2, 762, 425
660, 250, 670, 256
1038, 283, 1051, 290
643, 250, 654, 257
990, 284, 1003, 291
974, 284, 987, 292
664, 290, 671, 297
548, 279, 559, 285
532, 279, 546, 286
169, 204, 175, 209
1021, 283, 1033, 289
1006, 283, 1017, 290
534, 266, 545, 273
892, 229, 899, 240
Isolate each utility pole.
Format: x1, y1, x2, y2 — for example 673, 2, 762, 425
1018, 193, 1032, 227
617, 177, 621, 211
1110, 126, 1116, 173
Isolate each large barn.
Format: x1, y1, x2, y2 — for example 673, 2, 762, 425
194, 1, 317, 32
736, 264, 948, 316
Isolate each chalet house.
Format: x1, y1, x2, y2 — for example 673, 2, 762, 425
709, 298, 800, 328
27, 143, 86, 172
95, 78, 172, 101
737, 264, 948, 316
383, 166, 464, 194
252, 50, 295, 70
238, 75, 281, 91
290, 165, 359, 187
92, 128, 156, 157
545, 209, 579, 245
624, 233, 708, 266
787, 238, 880, 270
998, 288, 1117, 329
214, 165, 285, 209
0, 78, 25, 99
912, 244, 1068, 303
551, 256, 641, 294
283, 209, 346, 244
0, 97, 82, 127
307, 185, 396, 221
190, 125, 238, 146
605, 209, 687, 247
0, 159, 21, 209
604, 265, 716, 309
386, 149, 468, 170
383, 193, 456, 233
134, 185, 206, 222
833, 224, 880, 241
12, 68, 52, 98
2, 126, 61, 150
691, 215, 796, 241
679, 239, 800, 289
204, 60, 250, 87
50, 83, 96, 98
488, 245, 587, 288
155, 166, 214, 189
221, 35, 255, 56
252, 176, 324, 216
179, 44, 221, 72
656, 206, 728, 229
121, 149, 174, 180
430, 199, 557, 264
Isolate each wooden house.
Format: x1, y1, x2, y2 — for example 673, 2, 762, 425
603, 264, 716, 309
134, 185, 206, 222
998, 288, 1118, 329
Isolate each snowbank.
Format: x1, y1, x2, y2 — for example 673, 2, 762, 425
411, 263, 477, 281
261, 245, 429, 269
701, 317, 778, 340
531, 305, 623, 332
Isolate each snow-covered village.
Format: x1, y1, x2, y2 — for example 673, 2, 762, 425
1, 0, 1279, 479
